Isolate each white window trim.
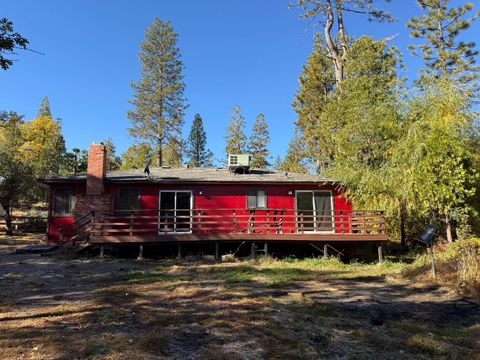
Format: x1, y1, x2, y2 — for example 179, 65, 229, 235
294, 190, 335, 234
158, 190, 193, 234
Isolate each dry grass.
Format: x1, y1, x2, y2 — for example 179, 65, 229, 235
0, 237, 479, 359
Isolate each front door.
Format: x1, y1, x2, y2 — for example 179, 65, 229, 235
296, 191, 334, 232
159, 191, 192, 233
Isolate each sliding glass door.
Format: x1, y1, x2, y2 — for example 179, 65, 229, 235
296, 191, 334, 232
159, 191, 192, 233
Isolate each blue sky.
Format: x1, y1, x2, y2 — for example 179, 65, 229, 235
1, 0, 478, 164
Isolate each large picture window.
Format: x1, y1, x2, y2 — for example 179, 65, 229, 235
296, 191, 334, 232
246, 190, 267, 209
116, 188, 140, 214
53, 188, 76, 216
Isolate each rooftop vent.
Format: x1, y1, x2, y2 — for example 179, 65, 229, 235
228, 154, 251, 174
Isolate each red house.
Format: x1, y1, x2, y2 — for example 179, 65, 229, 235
39, 143, 387, 258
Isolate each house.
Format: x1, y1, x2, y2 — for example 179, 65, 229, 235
39, 143, 387, 259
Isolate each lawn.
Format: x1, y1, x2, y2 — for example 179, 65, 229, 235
0, 236, 479, 359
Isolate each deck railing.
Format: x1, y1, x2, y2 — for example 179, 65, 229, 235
90, 208, 386, 238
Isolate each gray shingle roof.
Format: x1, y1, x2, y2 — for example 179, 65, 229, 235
39, 167, 337, 184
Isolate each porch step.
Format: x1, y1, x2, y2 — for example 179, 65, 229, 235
251, 242, 268, 258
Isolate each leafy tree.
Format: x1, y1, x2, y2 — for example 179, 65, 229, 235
0, 112, 36, 235
19, 116, 66, 178
407, 0, 480, 91
186, 114, 213, 167
248, 113, 270, 169
293, 0, 393, 85
121, 143, 154, 170
280, 129, 309, 174
127, 18, 187, 167
0, 18, 29, 70
392, 79, 477, 242
103, 138, 122, 171
37, 96, 51, 117
224, 105, 247, 157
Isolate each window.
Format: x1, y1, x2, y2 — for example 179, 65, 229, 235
246, 190, 267, 209
54, 188, 76, 216
116, 188, 140, 214
296, 191, 333, 232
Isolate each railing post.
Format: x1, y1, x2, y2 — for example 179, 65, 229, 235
129, 215, 134, 236
198, 210, 202, 234
266, 210, 270, 234
378, 244, 383, 264
232, 209, 236, 233
300, 213, 304, 234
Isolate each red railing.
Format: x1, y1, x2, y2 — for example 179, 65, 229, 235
90, 209, 386, 238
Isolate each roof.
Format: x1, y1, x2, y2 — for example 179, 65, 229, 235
38, 167, 338, 185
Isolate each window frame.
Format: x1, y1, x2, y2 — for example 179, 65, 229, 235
115, 188, 141, 215
294, 190, 334, 233
246, 190, 267, 209
53, 187, 76, 217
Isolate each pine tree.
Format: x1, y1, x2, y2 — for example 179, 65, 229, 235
224, 105, 247, 157
293, 0, 393, 86
127, 18, 187, 167
37, 96, 51, 117
103, 138, 122, 171
248, 113, 270, 169
120, 143, 154, 170
273, 155, 282, 171
163, 136, 183, 168
293, 34, 335, 170
280, 129, 309, 174
186, 114, 213, 167
407, 0, 480, 90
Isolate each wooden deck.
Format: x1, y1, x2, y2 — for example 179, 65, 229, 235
87, 208, 388, 244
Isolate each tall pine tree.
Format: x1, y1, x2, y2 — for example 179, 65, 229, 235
37, 96, 51, 117
248, 113, 270, 169
224, 105, 247, 157
407, 0, 479, 91
186, 114, 213, 167
127, 18, 187, 167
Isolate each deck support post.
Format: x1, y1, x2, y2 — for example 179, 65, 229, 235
215, 242, 219, 261
324, 244, 328, 259
177, 243, 182, 259
251, 243, 256, 259
264, 242, 268, 256
377, 244, 383, 263
137, 245, 144, 261
99, 245, 104, 258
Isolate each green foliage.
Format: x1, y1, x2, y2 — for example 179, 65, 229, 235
102, 138, 122, 171
280, 129, 309, 174
224, 105, 247, 156
186, 114, 213, 167
293, 34, 335, 170
248, 113, 270, 169
163, 136, 183, 168
37, 96, 51, 118
127, 18, 187, 167
0, 18, 29, 70
0, 112, 36, 232
120, 143, 154, 170
407, 0, 480, 91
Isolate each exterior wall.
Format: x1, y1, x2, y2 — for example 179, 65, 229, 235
46, 182, 352, 242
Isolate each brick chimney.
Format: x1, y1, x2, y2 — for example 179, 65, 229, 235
86, 142, 106, 195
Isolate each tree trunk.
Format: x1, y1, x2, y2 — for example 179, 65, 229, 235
157, 139, 163, 167
400, 200, 406, 248
324, 0, 343, 87
4, 205, 13, 236
446, 214, 453, 243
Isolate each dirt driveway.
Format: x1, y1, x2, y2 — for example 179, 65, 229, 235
0, 237, 479, 359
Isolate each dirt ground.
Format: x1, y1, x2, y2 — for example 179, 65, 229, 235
0, 236, 479, 360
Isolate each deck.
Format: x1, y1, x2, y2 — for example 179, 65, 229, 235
85, 208, 388, 244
